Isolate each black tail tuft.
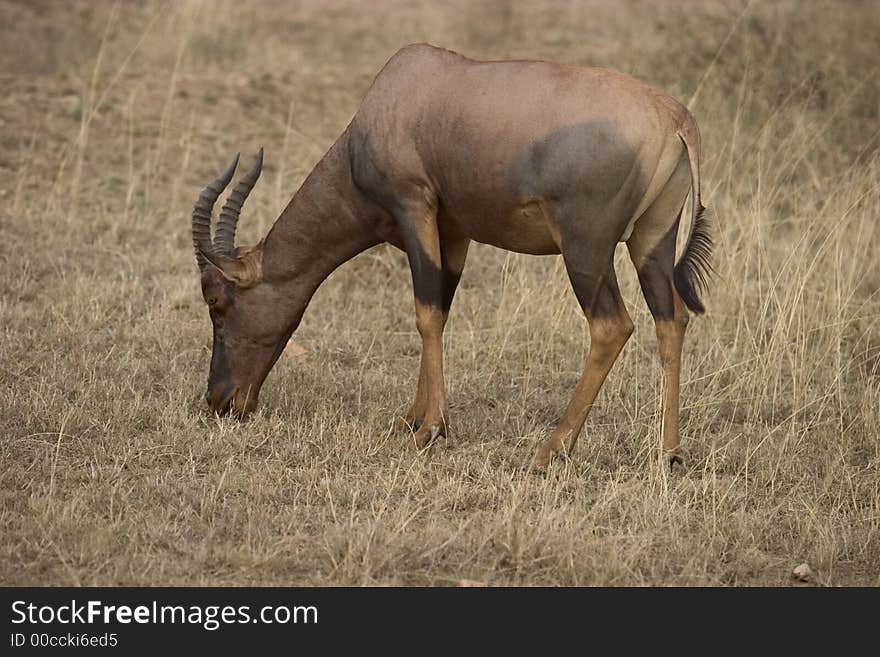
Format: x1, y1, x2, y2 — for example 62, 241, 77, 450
673, 204, 713, 314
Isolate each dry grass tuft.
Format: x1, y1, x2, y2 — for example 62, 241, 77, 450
1, 0, 878, 585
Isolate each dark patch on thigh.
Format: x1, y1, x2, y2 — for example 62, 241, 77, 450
510, 121, 646, 250
510, 121, 642, 200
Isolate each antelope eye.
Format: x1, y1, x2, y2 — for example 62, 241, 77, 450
207, 296, 218, 307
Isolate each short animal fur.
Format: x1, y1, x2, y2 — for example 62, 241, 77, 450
191, 44, 712, 469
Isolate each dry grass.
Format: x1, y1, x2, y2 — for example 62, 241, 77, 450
1, 0, 878, 586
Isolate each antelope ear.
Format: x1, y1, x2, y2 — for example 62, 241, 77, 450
199, 248, 262, 288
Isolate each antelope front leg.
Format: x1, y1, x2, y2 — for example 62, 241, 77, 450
396, 199, 454, 450
399, 234, 468, 435
399, 353, 429, 431
410, 303, 448, 449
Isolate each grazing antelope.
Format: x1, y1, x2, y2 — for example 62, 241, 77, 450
191, 44, 711, 470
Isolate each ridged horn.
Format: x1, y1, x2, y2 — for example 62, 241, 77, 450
191, 153, 239, 271
214, 148, 263, 255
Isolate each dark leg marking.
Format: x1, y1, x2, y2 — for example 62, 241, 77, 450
442, 265, 462, 313
635, 217, 680, 322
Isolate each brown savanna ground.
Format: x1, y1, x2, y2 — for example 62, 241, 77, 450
1, 0, 878, 586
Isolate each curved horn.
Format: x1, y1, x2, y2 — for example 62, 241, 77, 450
214, 148, 263, 255
192, 153, 239, 271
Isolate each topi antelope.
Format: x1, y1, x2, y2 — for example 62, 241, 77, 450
191, 44, 712, 470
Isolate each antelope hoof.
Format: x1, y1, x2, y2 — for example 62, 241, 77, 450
411, 423, 443, 450
397, 414, 423, 432
524, 445, 566, 475
525, 432, 574, 474
521, 456, 547, 476
668, 452, 686, 471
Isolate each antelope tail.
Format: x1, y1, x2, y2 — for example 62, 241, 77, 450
674, 117, 713, 314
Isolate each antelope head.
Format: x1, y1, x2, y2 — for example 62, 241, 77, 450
191, 150, 292, 416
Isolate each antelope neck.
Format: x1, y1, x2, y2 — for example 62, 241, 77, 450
260, 131, 384, 319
